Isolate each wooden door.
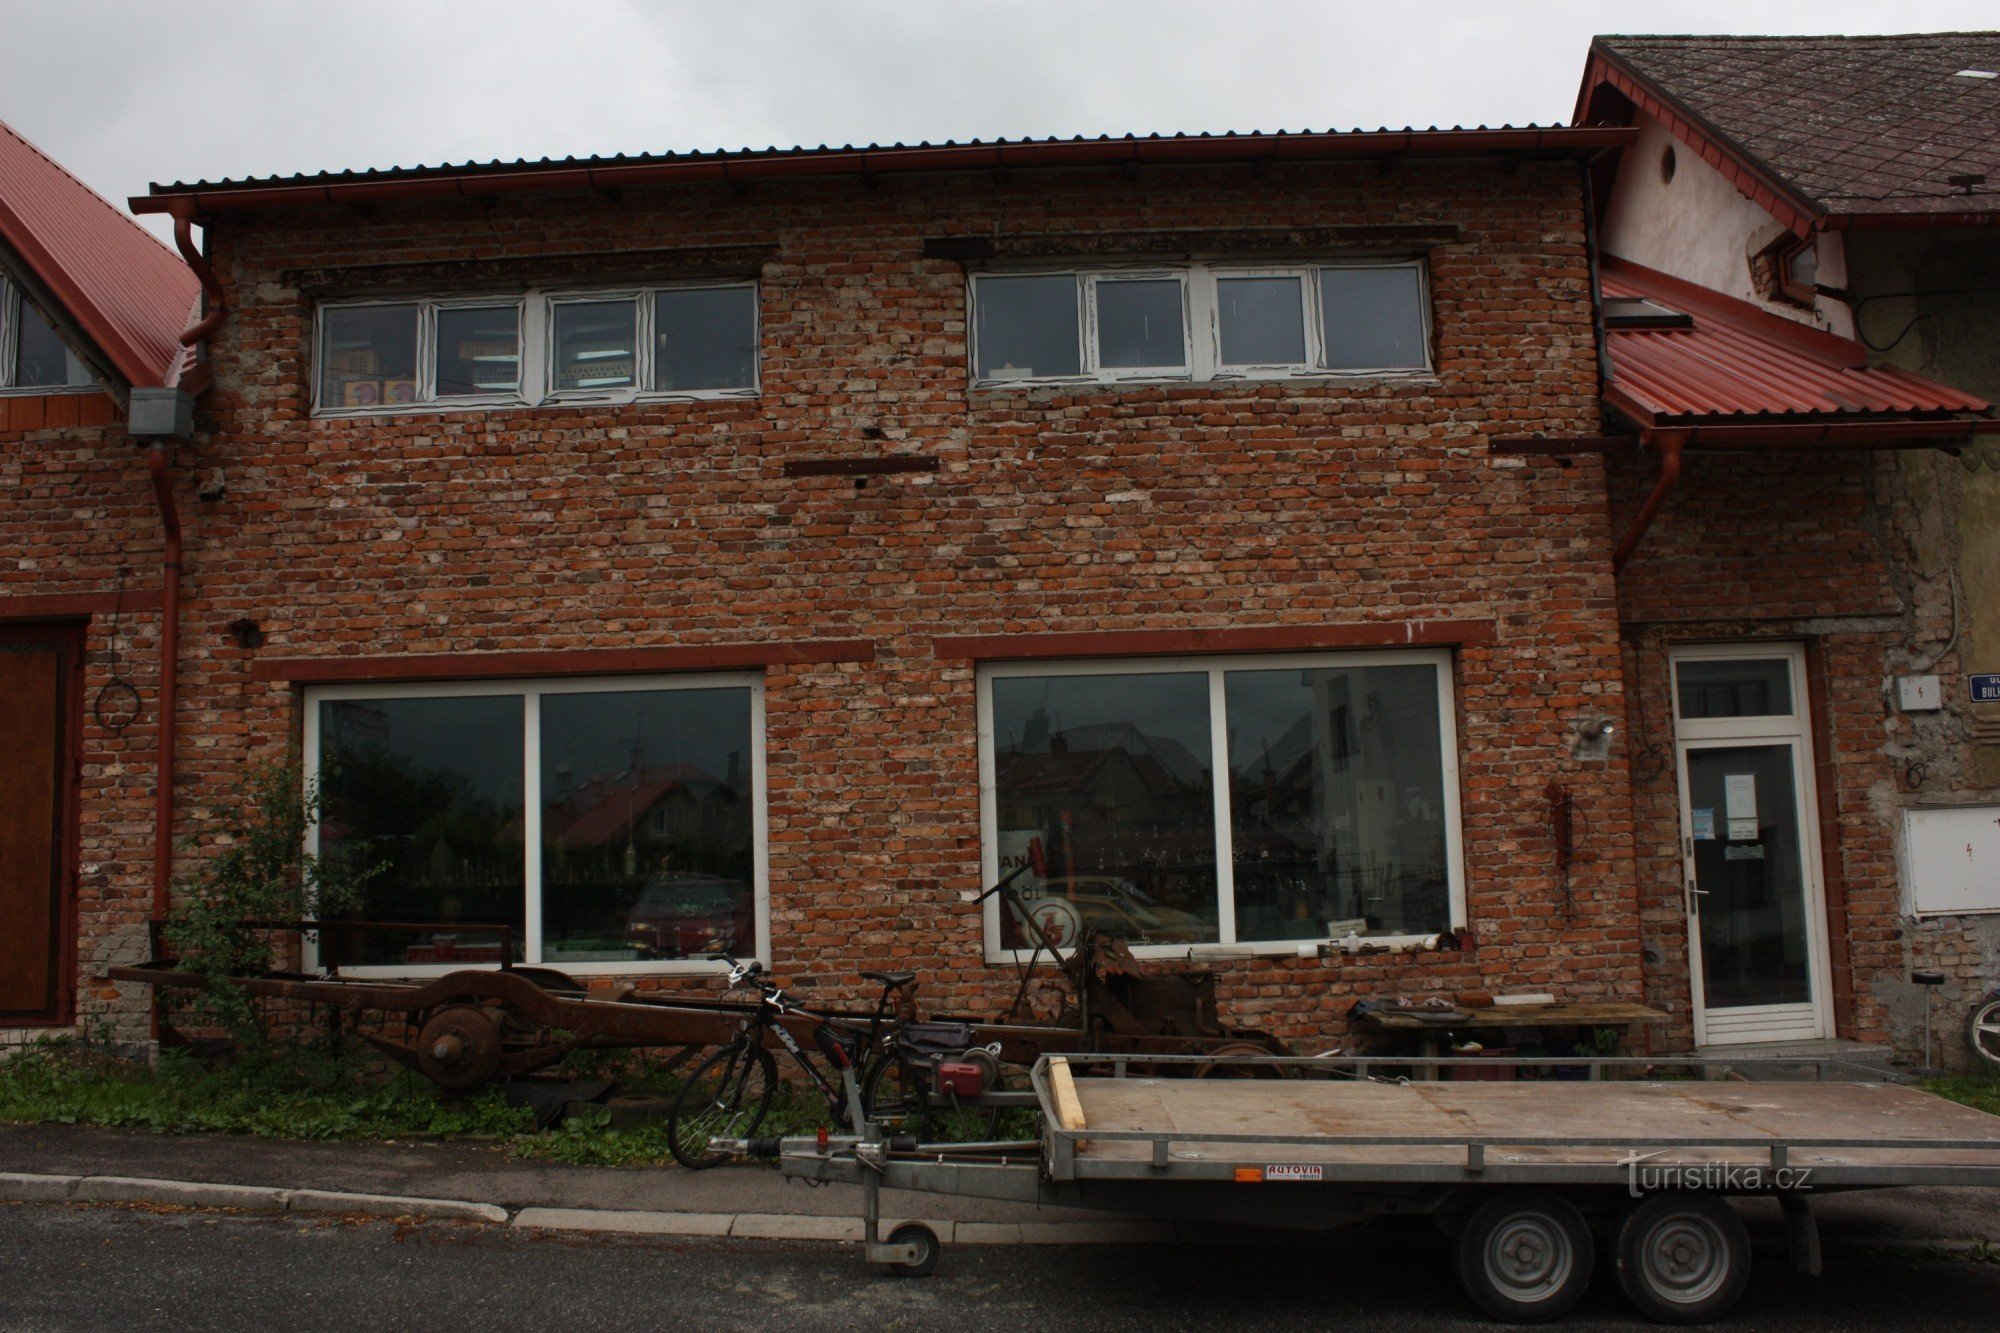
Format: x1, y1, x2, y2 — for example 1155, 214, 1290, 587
0, 626, 78, 1023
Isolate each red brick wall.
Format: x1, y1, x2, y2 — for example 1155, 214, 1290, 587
1609, 448, 1911, 1050
0, 402, 165, 1038
8, 159, 1649, 1046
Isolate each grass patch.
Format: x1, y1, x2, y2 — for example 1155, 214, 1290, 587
0, 1038, 532, 1141
1921, 1071, 2000, 1117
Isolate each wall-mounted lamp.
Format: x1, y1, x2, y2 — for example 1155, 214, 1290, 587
1571, 715, 1617, 759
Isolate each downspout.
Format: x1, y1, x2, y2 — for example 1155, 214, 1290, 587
145, 204, 217, 921
169, 206, 226, 348
1611, 428, 1687, 573
145, 442, 182, 920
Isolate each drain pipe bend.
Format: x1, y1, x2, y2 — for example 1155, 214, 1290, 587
170, 208, 225, 348
1612, 429, 1688, 573
145, 442, 183, 919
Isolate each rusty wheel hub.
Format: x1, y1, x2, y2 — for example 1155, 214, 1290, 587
416, 1005, 504, 1092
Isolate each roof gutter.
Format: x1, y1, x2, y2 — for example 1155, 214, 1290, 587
131, 126, 1636, 216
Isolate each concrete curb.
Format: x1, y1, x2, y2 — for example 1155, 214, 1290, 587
7, 1172, 1997, 1255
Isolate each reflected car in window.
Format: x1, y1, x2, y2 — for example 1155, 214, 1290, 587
623, 874, 754, 960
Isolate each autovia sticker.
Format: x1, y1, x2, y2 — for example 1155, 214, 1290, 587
1264, 1164, 1323, 1182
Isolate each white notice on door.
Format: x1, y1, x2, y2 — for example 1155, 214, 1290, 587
1724, 774, 1759, 839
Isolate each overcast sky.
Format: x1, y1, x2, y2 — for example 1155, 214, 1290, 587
3, 0, 1995, 242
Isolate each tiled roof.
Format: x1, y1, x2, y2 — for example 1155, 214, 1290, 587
1601, 255, 1991, 424
0, 118, 199, 388
1589, 33, 2000, 220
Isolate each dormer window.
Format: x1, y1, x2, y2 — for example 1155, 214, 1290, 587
0, 276, 93, 392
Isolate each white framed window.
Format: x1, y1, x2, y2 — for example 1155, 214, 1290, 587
976, 649, 1465, 961
968, 260, 1431, 388
313, 280, 758, 416
0, 275, 93, 394
302, 673, 768, 977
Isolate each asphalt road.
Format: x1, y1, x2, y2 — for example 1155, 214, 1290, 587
4, 1201, 2000, 1332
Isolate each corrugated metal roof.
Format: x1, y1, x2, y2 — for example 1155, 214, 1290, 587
1601, 256, 1990, 423
135, 124, 1630, 213
0, 118, 199, 389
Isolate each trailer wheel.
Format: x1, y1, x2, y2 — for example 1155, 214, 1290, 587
885, 1222, 940, 1278
1966, 995, 2000, 1070
1613, 1193, 1750, 1324
1455, 1189, 1595, 1322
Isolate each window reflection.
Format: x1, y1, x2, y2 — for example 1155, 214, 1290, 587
1225, 665, 1450, 939
991, 672, 1219, 948
552, 301, 637, 391
318, 696, 525, 966
318, 305, 420, 408
540, 688, 755, 963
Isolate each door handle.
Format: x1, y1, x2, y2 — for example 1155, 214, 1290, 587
1686, 881, 1709, 914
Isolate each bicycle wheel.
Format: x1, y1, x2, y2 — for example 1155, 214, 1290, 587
861, 1053, 1003, 1143
667, 1042, 777, 1170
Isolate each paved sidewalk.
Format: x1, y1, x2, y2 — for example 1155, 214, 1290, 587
4, 1122, 1998, 1250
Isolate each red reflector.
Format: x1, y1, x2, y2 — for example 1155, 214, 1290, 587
1233, 1167, 1262, 1183
816, 1127, 829, 1151
935, 1060, 987, 1097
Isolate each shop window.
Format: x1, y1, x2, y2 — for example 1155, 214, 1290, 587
0, 276, 92, 392
969, 261, 1430, 387
307, 675, 765, 974
314, 281, 757, 415
979, 651, 1462, 957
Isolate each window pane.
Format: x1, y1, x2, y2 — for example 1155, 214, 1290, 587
13, 299, 90, 387
319, 305, 418, 408
435, 306, 521, 397
317, 696, 525, 967
973, 275, 1081, 380
1095, 278, 1186, 370
1677, 659, 1794, 719
991, 672, 1219, 948
1216, 276, 1306, 366
1319, 267, 1428, 371
552, 300, 637, 391
540, 687, 756, 964
1225, 664, 1450, 940
653, 287, 757, 391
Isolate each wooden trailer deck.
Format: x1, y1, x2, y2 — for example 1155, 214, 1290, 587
1040, 1063, 2000, 1186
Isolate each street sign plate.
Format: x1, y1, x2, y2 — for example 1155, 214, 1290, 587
1972, 674, 2000, 703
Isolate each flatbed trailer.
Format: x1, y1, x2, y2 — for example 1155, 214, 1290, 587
750, 1053, 2000, 1323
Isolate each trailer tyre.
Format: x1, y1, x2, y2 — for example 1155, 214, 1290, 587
1613, 1193, 1750, 1324
885, 1222, 940, 1278
1455, 1189, 1595, 1323
667, 1043, 777, 1170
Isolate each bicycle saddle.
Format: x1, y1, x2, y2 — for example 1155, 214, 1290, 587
860, 970, 916, 989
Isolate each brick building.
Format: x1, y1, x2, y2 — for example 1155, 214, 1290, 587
3, 121, 1700, 1049
1577, 33, 2000, 1063
0, 117, 200, 1038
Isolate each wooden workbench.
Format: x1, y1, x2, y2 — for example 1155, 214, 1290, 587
1357, 1000, 1671, 1077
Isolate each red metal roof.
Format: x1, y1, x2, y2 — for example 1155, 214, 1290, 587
1600, 256, 1991, 425
134, 125, 1634, 215
0, 118, 199, 389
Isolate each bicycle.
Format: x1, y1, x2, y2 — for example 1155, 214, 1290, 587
665, 956, 1004, 1169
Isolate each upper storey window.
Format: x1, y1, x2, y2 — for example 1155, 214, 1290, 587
969, 261, 1431, 388
0, 276, 93, 393
313, 281, 758, 416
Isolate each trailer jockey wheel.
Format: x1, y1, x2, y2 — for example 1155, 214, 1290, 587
884, 1222, 940, 1278
1613, 1193, 1750, 1324
1455, 1189, 1595, 1322
417, 1005, 504, 1092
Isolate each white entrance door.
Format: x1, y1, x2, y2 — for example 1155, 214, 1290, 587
1670, 645, 1834, 1046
